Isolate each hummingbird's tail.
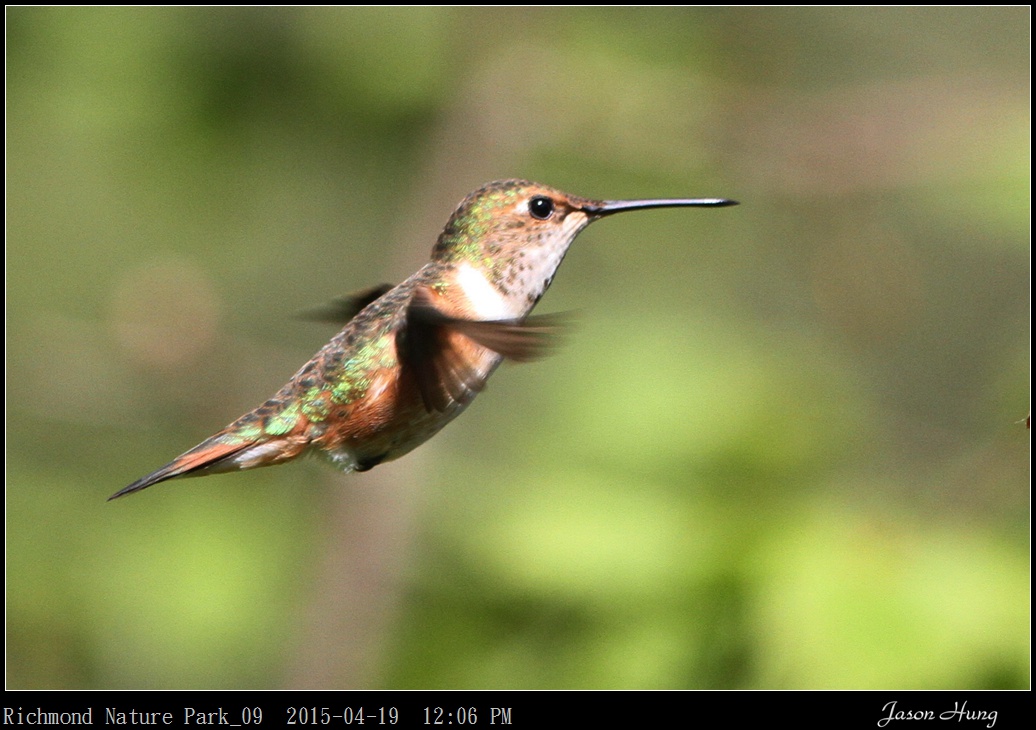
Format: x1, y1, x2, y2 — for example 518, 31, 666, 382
109, 433, 304, 500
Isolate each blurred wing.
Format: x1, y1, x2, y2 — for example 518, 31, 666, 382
399, 286, 564, 413
299, 283, 394, 325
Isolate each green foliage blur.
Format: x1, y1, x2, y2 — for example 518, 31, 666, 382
6, 7, 1029, 689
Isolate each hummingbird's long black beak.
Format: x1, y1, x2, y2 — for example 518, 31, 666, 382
583, 197, 738, 217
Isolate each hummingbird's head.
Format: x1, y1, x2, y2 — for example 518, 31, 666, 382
431, 179, 737, 307
431, 179, 598, 267
433, 179, 737, 262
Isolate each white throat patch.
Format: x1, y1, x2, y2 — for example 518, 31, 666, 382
456, 262, 515, 320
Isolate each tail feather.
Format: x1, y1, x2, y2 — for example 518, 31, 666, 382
109, 438, 262, 501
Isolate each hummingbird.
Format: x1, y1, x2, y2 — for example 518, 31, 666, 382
110, 179, 736, 500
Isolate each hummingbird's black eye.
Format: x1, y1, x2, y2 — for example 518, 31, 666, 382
528, 196, 555, 220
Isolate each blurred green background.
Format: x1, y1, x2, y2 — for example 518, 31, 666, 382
6, 7, 1029, 689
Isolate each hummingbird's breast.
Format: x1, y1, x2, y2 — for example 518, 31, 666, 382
296, 268, 502, 471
